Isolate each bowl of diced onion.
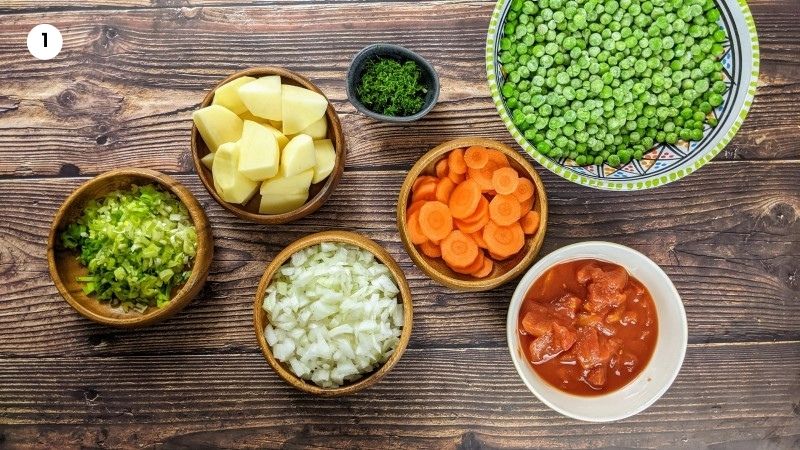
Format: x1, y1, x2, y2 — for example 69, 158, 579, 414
253, 230, 413, 396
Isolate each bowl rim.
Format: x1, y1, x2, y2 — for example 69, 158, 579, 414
345, 43, 440, 123
485, 0, 760, 191
252, 230, 413, 396
190, 66, 346, 224
506, 241, 688, 422
397, 137, 548, 291
47, 168, 214, 328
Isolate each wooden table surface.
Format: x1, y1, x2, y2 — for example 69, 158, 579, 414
1, 0, 798, 448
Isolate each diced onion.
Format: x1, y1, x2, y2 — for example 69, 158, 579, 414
262, 242, 404, 388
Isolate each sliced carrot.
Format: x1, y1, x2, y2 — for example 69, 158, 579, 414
407, 200, 427, 217
434, 178, 456, 203
448, 170, 466, 184
407, 211, 428, 245
448, 148, 467, 174
412, 180, 437, 202
419, 240, 442, 258
471, 231, 489, 249
492, 167, 520, 195
464, 146, 490, 169
513, 177, 535, 202
468, 163, 498, 192
471, 257, 494, 278
460, 196, 489, 224
452, 251, 485, 275
520, 210, 541, 235
441, 230, 480, 269
435, 159, 449, 178
418, 201, 453, 242
487, 149, 510, 167
448, 179, 482, 219
455, 214, 490, 234
519, 194, 535, 216
489, 194, 522, 226
483, 221, 525, 258
413, 175, 437, 192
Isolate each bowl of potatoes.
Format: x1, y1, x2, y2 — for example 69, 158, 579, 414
191, 67, 346, 224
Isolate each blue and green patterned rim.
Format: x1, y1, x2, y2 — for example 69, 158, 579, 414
486, 0, 760, 190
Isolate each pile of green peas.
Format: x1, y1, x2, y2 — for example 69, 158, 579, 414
499, 0, 729, 167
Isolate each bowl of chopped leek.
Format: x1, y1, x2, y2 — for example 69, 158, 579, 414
487, 0, 759, 190
47, 168, 214, 327
253, 230, 413, 396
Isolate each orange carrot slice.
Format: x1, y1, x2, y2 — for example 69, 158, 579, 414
513, 177, 535, 202
460, 196, 489, 224
483, 221, 525, 258
520, 210, 541, 235
448, 170, 466, 184
407, 211, 428, 245
407, 200, 427, 217
448, 148, 467, 174
435, 159, 449, 178
489, 194, 522, 226
455, 214, 490, 234
419, 240, 442, 258
413, 176, 437, 192
492, 167, 520, 195
468, 162, 499, 192
519, 195, 534, 216
448, 179, 482, 219
464, 146, 490, 170
452, 251, 485, 275
487, 149, 510, 167
412, 180, 437, 202
471, 231, 489, 249
441, 230, 480, 269
435, 178, 456, 203
471, 257, 494, 278
418, 201, 453, 242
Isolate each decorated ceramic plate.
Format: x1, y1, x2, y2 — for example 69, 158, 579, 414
486, 0, 759, 190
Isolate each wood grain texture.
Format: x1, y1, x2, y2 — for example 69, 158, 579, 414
0, 0, 798, 178
0, 164, 797, 358
0, 343, 798, 448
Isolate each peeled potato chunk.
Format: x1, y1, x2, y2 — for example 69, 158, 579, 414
312, 139, 336, 184
212, 142, 258, 204
281, 85, 328, 135
238, 121, 280, 181
200, 152, 215, 170
260, 169, 314, 196
280, 134, 316, 177
259, 192, 308, 215
239, 112, 289, 148
212, 76, 254, 115
238, 76, 282, 121
193, 105, 243, 152
295, 116, 328, 140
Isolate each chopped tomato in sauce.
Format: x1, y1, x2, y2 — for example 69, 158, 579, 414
518, 259, 658, 396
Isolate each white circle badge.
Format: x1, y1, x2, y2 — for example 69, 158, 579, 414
27, 24, 63, 60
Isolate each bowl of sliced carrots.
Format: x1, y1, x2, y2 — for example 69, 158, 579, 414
397, 137, 548, 291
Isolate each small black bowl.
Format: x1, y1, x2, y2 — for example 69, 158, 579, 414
346, 44, 440, 123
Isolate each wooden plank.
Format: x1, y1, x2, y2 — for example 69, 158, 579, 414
1, 162, 797, 357
0, 342, 798, 448
0, 0, 798, 178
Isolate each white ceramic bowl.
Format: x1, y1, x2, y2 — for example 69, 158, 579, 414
507, 242, 687, 422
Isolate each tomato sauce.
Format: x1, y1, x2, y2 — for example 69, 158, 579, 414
518, 259, 658, 396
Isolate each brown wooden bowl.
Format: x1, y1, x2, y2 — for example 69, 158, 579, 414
191, 67, 346, 224
47, 168, 214, 328
253, 230, 413, 396
397, 137, 548, 291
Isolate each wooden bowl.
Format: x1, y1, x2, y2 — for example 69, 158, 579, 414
253, 230, 413, 396
191, 67, 346, 224
397, 137, 548, 291
47, 168, 214, 328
